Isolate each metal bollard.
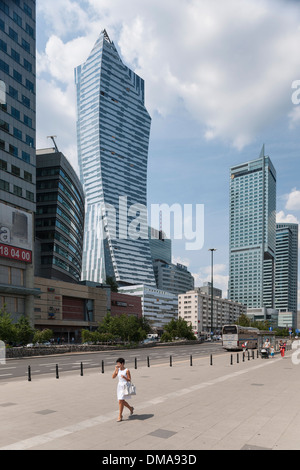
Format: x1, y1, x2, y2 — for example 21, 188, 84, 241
210, 354, 213, 366
237, 353, 239, 364
28, 365, 31, 382
80, 362, 83, 376
101, 360, 104, 374
252, 350, 254, 360
56, 364, 59, 379
243, 352, 245, 362
135, 357, 137, 369
190, 355, 193, 366
147, 356, 150, 367
170, 355, 172, 367
230, 354, 233, 365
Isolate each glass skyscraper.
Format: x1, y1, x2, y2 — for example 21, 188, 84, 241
275, 223, 298, 319
229, 146, 276, 308
75, 30, 156, 286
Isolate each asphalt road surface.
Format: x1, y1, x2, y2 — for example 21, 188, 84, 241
0, 341, 229, 381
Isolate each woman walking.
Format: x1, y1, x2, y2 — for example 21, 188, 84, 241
112, 357, 134, 422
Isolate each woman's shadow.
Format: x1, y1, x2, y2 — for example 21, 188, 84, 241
129, 413, 154, 421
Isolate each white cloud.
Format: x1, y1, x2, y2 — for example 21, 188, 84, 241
192, 263, 229, 297
36, 0, 300, 159
285, 189, 300, 211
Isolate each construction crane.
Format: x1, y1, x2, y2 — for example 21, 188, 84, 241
47, 135, 59, 153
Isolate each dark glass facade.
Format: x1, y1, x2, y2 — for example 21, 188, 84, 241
35, 150, 85, 283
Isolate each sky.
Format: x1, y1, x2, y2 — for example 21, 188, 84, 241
35, 0, 300, 304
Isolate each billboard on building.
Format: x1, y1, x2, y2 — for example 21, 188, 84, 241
0, 203, 33, 263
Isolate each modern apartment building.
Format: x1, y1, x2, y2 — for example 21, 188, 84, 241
35, 148, 85, 283
228, 146, 276, 309
0, 0, 37, 324
275, 223, 298, 322
178, 288, 246, 338
75, 29, 156, 287
119, 284, 178, 331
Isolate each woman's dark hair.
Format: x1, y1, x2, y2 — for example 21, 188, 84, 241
116, 358, 125, 364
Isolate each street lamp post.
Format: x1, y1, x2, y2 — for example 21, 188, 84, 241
209, 248, 217, 339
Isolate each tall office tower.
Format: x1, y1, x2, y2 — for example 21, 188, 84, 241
275, 223, 298, 320
0, 0, 37, 324
75, 30, 156, 287
229, 146, 276, 309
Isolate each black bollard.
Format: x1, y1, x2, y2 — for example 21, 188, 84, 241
190, 355, 193, 366
252, 350, 254, 360
56, 364, 59, 379
170, 355, 172, 367
80, 362, 83, 376
210, 354, 213, 366
28, 365, 31, 382
135, 357, 137, 369
147, 356, 150, 367
101, 360, 104, 374
237, 353, 239, 364
230, 354, 233, 365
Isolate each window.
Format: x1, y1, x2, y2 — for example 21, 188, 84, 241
0, 159, 7, 170
11, 49, 20, 63
26, 190, 34, 201
13, 185, 22, 197
13, 69, 22, 83
24, 170, 32, 182
9, 145, 18, 157
23, 59, 32, 72
22, 95, 30, 108
11, 164, 20, 176
13, 12, 22, 27
13, 127, 22, 140
22, 151, 30, 163
11, 107, 20, 120
9, 27, 18, 42
0, 179, 9, 191
21, 38, 30, 53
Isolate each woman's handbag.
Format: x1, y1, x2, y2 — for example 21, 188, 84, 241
123, 382, 136, 396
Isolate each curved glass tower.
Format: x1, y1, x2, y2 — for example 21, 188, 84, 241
75, 30, 156, 286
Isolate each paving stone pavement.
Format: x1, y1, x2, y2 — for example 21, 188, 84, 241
0, 349, 299, 451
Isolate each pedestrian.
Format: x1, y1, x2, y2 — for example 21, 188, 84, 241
270, 345, 275, 358
112, 357, 134, 422
279, 340, 285, 358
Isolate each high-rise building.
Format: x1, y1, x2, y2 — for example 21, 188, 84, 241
275, 223, 298, 322
0, 0, 37, 324
35, 148, 85, 284
75, 30, 156, 287
229, 146, 276, 309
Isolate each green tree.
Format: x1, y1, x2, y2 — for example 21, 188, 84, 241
164, 318, 196, 341
106, 276, 118, 292
33, 328, 53, 344
15, 315, 35, 345
0, 305, 17, 344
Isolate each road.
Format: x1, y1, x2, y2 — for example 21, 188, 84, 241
0, 341, 228, 381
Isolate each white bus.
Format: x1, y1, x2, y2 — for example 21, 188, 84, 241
222, 325, 259, 351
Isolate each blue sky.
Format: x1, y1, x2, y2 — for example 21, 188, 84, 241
36, 0, 300, 301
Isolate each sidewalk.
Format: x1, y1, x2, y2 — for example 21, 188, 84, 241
0, 349, 299, 450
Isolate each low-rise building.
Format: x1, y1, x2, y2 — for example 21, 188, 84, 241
111, 292, 142, 319
119, 285, 178, 331
34, 277, 108, 342
178, 288, 246, 338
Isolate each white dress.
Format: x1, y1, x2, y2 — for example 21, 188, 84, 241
117, 368, 131, 400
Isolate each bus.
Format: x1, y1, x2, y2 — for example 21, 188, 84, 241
222, 325, 259, 351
